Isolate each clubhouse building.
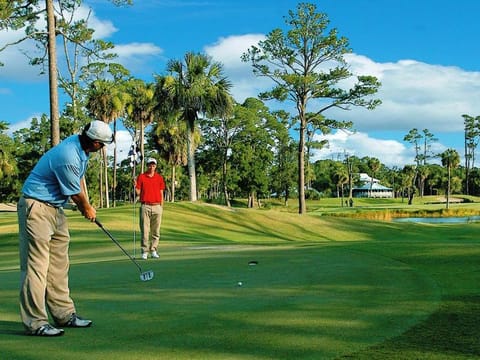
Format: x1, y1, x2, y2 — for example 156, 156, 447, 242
352, 173, 393, 198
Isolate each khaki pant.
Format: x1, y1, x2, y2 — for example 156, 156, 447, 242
139, 204, 163, 253
18, 196, 75, 332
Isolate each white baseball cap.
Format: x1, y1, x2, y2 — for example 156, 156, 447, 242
85, 120, 114, 144
147, 158, 157, 165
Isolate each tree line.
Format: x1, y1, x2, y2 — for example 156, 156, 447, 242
0, 2, 477, 211
2, 108, 478, 211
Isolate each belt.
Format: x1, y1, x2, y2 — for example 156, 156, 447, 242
23, 195, 61, 208
141, 202, 162, 206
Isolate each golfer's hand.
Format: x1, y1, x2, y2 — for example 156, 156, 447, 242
83, 205, 97, 221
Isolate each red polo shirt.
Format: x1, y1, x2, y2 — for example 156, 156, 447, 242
136, 172, 165, 203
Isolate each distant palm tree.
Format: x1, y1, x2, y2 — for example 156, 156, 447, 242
367, 157, 381, 196
86, 80, 127, 207
417, 165, 430, 197
333, 165, 349, 206
402, 165, 416, 205
124, 79, 157, 173
155, 52, 232, 201
0, 121, 15, 183
441, 148, 460, 209
152, 112, 189, 202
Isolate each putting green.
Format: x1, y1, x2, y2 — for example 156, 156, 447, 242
0, 244, 439, 360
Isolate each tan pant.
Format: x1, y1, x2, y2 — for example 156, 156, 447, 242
139, 204, 163, 253
18, 196, 75, 331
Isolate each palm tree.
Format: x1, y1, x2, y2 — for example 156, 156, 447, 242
0, 121, 16, 185
402, 165, 416, 205
441, 149, 461, 209
155, 52, 232, 201
152, 112, 189, 202
124, 79, 157, 174
85, 79, 127, 207
367, 157, 381, 196
333, 165, 349, 206
417, 165, 430, 197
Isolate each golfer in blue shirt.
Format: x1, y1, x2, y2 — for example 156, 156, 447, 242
18, 120, 113, 336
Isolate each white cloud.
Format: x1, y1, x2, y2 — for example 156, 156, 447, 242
312, 131, 412, 167
203, 35, 480, 165
108, 129, 134, 165
312, 130, 448, 168
6, 117, 37, 135
204, 34, 274, 103
0, 3, 117, 82
0, 33, 45, 82
110, 42, 163, 74
328, 55, 480, 134
84, 10, 117, 39
80, 6, 163, 74
205, 36, 480, 136
0, 3, 162, 82
113, 43, 162, 57
205, 34, 264, 67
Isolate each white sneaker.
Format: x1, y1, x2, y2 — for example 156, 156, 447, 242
151, 251, 159, 259
61, 313, 92, 328
141, 253, 148, 260
28, 324, 64, 337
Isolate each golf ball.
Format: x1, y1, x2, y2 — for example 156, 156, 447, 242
237, 281, 243, 286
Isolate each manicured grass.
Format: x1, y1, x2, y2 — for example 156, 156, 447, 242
1, 200, 480, 359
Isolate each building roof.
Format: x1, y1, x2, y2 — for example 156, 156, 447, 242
358, 173, 380, 183
354, 183, 392, 191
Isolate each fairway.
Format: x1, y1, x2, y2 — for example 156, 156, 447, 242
1, 202, 480, 359
1, 242, 437, 359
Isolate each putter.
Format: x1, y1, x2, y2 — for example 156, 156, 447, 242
95, 219, 154, 282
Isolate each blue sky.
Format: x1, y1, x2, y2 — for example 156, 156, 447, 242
1, 0, 480, 167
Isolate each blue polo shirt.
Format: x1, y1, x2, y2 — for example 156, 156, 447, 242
22, 135, 90, 207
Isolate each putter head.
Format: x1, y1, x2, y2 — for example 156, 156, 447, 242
140, 270, 154, 282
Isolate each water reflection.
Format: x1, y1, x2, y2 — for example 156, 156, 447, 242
393, 216, 480, 223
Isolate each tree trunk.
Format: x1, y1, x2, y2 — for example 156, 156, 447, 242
298, 117, 306, 214
248, 192, 255, 208
171, 166, 176, 202
99, 157, 104, 207
46, 0, 60, 146
103, 146, 109, 208
408, 187, 414, 205
131, 160, 137, 203
446, 166, 451, 209
140, 119, 145, 173
112, 119, 117, 207
464, 136, 469, 195
284, 187, 289, 207
222, 155, 231, 207
187, 121, 197, 202
340, 184, 344, 207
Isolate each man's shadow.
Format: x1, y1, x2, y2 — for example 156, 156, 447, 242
0, 320, 25, 336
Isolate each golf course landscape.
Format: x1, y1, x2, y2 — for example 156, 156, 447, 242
1, 197, 480, 359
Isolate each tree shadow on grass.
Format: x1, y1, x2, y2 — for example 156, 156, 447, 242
339, 295, 480, 359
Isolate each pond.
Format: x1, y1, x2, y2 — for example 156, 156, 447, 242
392, 216, 480, 224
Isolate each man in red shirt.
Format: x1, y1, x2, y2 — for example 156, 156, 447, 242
135, 158, 166, 259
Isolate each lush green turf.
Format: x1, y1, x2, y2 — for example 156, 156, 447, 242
1, 200, 480, 359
